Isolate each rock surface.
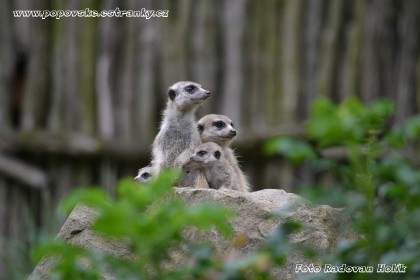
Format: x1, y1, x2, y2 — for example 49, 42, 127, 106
31, 188, 358, 279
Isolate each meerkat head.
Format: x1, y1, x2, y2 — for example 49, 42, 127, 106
167, 81, 211, 111
197, 114, 237, 147
134, 166, 153, 184
189, 142, 222, 166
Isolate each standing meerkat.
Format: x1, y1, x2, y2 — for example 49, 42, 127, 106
197, 114, 250, 192
187, 142, 234, 190
151, 81, 211, 175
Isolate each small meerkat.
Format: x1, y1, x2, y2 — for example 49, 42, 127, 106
151, 81, 211, 175
197, 114, 250, 192
178, 165, 209, 189
134, 166, 154, 184
187, 142, 232, 190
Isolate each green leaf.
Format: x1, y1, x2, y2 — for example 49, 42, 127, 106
403, 116, 420, 139
385, 130, 405, 149
359, 99, 394, 132
60, 188, 110, 214
264, 137, 317, 164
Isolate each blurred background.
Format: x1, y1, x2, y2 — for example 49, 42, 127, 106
1, 0, 420, 278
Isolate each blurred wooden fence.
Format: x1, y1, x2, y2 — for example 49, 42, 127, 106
1, 0, 420, 277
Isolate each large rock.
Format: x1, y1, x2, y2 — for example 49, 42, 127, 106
31, 188, 358, 279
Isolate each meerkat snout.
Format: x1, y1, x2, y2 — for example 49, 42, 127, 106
230, 130, 237, 136
199, 90, 211, 100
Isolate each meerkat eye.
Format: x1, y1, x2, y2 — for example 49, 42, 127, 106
141, 172, 151, 179
214, 151, 221, 159
230, 122, 234, 127
197, 151, 207, 157
185, 85, 196, 93
197, 124, 204, 133
213, 121, 225, 129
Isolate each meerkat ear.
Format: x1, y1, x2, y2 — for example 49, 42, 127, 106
197, 124, 204, 134
214, 151, 221, 159
168, 89, 176, 101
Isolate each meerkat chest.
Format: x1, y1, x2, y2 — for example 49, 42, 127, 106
160, 118, 200, 166
205, 161, 231, 189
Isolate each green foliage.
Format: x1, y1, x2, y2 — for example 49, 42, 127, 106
33, 170, 296, 279
265, 137, 317, 165
265, 96, 420, 279
307, 97, 394, 148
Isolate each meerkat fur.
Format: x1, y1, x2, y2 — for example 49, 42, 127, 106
197, 114, 250, 192
178, 164, 209, 189
151, 81, 211, 175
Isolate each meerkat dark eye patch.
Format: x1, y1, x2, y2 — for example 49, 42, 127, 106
197, 151, 207, 157
213, 121, 225, 129
168, 89, 176, 100
184, 85, 196, 93
214, 151, 221, 159
231, 122, 234, 127
141, 172, 151, 179
197, 124, 204, 133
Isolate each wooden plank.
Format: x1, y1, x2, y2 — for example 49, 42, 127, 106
0, 123, 305, 161
0, 0, 13, 132
0, 179, 8, 279
8, 184, 25, 252
302, 0, 322, 117
96, 0, 118, 140
220, 0, 246, 131
246, 0, 267, 136
62, 1, 83, 131
317, 0, 344, 99
49, 160, 73, 212
190, 0, 218, 116
135, 0, 158, 144
161, 0, 191, 87
338, 0, 365, 101
47, 0, 65, 132
20, 0, 49, 131
280, 0, 302, 120
0, 153, 47, 190
361, 0, 397, 102
395, 0, 420, 121
0, 180, 6, 236
417, 48, 420, 112
263, 0, 281, 124
100, 159, 117, 196
115, 11, 136, 141
79, 0, 98, 135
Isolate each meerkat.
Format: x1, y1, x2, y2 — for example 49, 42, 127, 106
151, 81, 211, 176
178, 165, 209, 189
197, 114, 250, 192
134, 166, 154, 184
187, 142, 233, 190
